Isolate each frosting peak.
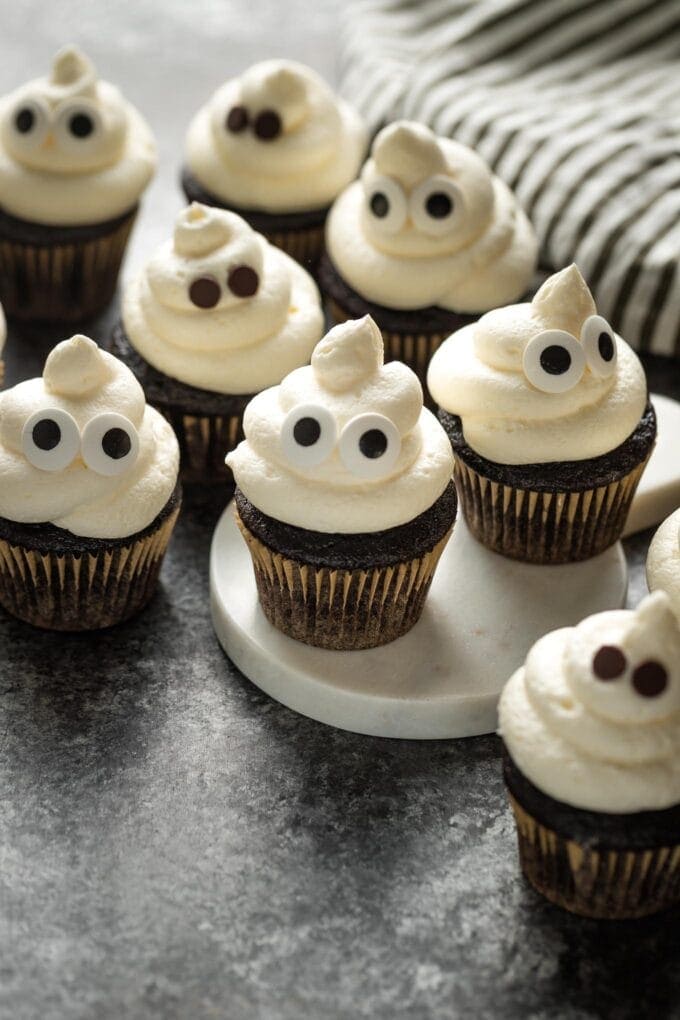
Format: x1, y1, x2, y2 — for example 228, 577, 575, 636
44, 334, 110, 396
239, 61, 309, 132
311, 316, 383, 393
49, 45, 96, 98
532, 264, 597, 336
373, 120, 447, 186
173, 201, 238, 258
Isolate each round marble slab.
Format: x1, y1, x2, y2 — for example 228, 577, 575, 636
210, 506, 628, 740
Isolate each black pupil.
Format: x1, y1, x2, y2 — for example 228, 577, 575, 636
540, 345, 572, 376
293, 417, 321, 448
598, 331, 614, 362
426, 192, 453, 218
370, 192, 389, 218
69, 113, 94, 138
32, 418, 61, 451
102, 428, 131, 460
359, 429, 388, 459
15, 107, 34, 134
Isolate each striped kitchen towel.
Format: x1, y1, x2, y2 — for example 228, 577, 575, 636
340, 0, 680, 358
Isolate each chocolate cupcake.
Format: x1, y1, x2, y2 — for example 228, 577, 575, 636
182, 60, 367, 269
112, 202, 324, 483
320, 120, 537, 387
226, 316, 456, 650
428, 265, 656, 564
499, 592, 680, 919
647, 507, 680, 622
0, 45, 156, 322
0, 335, 180, 630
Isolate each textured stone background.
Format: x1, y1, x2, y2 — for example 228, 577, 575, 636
0, 3, 679, 1018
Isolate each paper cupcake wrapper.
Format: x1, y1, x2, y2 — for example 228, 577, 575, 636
236, 510, 452, 650
263, 223, 325, 270
508, 792, 680, 919
0, 505, 179, 631
162, 407, 245, 485
327, 297, 447, 391
453, 454, 650, 564
0, 209, 136, 322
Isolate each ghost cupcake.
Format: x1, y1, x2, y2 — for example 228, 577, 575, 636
0, 335, 180, 630
112, 202, 324, 483
428, 265, 656, 564
320, 121, 538, 385
647, 508, 680, 622
499, 592, 680, 919
227, 316, 456, 650
182, 60, 367, 267
0, 45, 156, 322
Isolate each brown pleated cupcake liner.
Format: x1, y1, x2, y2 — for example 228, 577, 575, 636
263, 223, 325, 270
161, 407, 245, 484
0, 210, 136, 322
453, 454, 650, 564
327, 297, 447, 392
0, 505, 179, 631
236, 510, 452, 650
508, 793, 680, 919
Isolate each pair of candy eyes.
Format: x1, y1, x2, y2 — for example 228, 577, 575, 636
592, 644, 669, 698
523, 316, 617, 394
22, 410, 139, 476
364, 174, 462, 237
225, 104, 281, 141
281, 407, 401, 479
188, 265, 259, 308
11, 100, 99, 145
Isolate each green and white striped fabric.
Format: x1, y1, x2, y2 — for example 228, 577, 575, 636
340, 0, 680, 358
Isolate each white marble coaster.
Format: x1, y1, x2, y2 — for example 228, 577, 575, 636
624, 393, 680, 537
210, 507, 628, 740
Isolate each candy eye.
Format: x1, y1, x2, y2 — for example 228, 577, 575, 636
10, 99, 48, 144
592, 645, 627, 680
226, 105, 249, 133
581, 314, 618, 378
364, 175, 408, 234
409, 175, 463, 236
22, 408, 80, 472
522, 330, 586, 393
55, 103, 103, 148
227, 264, 259, 298
253, 109, 281, 141
81, 413, 139, 477
632, 660, 668, 698
281, 404, 337, 469
189, 275, 221, 308
338, 413, 401, 480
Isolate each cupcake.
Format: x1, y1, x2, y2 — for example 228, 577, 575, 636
319, 120, 538, 386
226, 315, 456, 650
647, 507, 680, 621
0, 45, 156, 322
428, 265, 656, 564
499, 592, 680, 919
112, 202, 324, 483
0, 334, 180, 630
182, 60, 367, 268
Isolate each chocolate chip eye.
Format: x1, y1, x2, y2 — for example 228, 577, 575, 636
581, 314, 618, 378
15, 107, 35, 134
370, 192, 389, 218
426, 192, 453, 219
227, 265, 259, 298
189, 276, 221, 309
359, 429, 388, 460
339, 413, 401, 480
81, 413, 139, 477
632, 660, 668, 698
365, 175, 408, 234
22, 408, 80, 472
32, 418, 61, 451
281, 404, 337, 469
226, 105, 249, 133
592, 645, 627, 680
101, 428, 132, 460
253, 109, 281, 141
69, 112, 94, 138
522, 329, 586, 394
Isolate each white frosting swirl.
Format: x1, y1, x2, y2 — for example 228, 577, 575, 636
0, 335, 178, 538
428, 265, 648, 464
499, 592, 680, 813
185, 60, 367, 212
0, 46, 156, 225
122, 203, 324, 394
647, 508, 680, 625
227, 316, 454, 533
326, 121, 537, 313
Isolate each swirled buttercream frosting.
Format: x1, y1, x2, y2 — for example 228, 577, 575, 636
0, 45, 156, 225
122, 202, 324, 394
326, 120, 537, 313
227, 315, 454, 532
0, 335, 178, 538
185, 60, 367, 213
428, 264, 648, 464
647, 508, 680, 625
